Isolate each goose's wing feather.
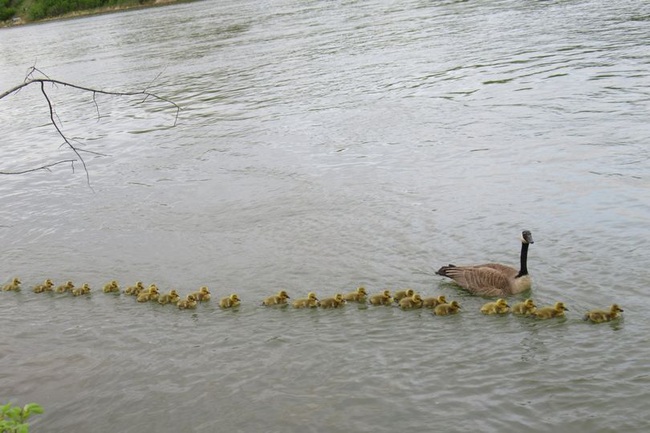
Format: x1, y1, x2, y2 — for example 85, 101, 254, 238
473, 263, 518, 279
441, 265, 512, 296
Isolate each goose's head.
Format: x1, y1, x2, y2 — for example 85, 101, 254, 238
45, 279, 54, 287
357, 287, 367, 295
187, 294, 197, 302
278, 290, 290, 299
555, 302, 568, 312
520, 230, 534, 244
438, 295, 447, 303
496, 298, 509, 308
307, 292, 318, 301
382, 290, 391, 297
405, 289, 414, 297
230, 294, 240, 302
136, 281, 144, 289
200, 286, 210, 294
412, 294, 423, 302
450, 300, 461, 309
524, 299, 536, 308
611, 304, 624, 313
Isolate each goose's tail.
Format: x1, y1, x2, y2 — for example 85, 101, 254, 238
436, 264, 457, 277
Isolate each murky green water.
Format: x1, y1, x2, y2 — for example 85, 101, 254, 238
1, 0, 650, 431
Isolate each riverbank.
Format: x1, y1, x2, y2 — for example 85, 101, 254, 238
1, 0, 190, 28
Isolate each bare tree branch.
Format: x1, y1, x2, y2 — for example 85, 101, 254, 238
0, 67, 181, 187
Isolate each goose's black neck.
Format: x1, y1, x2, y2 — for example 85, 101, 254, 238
516, 242, 530, 278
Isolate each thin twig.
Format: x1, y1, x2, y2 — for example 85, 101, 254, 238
0, 159, 76, 175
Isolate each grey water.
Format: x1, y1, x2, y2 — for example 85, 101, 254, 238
1, 0, 650, 431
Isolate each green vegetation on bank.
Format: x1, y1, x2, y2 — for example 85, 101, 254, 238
1, 0, 156, 23
1, 402, 43, 433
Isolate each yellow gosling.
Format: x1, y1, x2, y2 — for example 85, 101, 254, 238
72, 284, 91, 296
144, 285, 159, 301
220, 294, 241, 309
433, 301, 462, 316
342, 286, 368, 303
422, 295, 447, 309
533, 302, 568, 320
33, 279, 54, 293
102, 280, 120, 293
369, 290, 393, 306
2, 277, 22, 291
55, 281, 74, 293
480, 298, 511, 315
400, 293, 424, 310
158, 289, 180, 305
292, 292, 319, 308
177, 294, 198, 310
393, 289, 415, 303
263, 290, 290, 306
124, 281, 145, 296
319, 294, 345, 309
192, 286, 211, 302
512, 299, 537, 316
583, 304, 624, 323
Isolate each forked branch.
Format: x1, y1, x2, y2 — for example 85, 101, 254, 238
0, 67, 180, 187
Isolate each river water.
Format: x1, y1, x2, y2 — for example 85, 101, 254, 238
1, 0, 650, 431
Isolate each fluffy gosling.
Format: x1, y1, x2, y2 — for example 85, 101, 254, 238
220, 294, 241, 309
292, 292, 319, 308
512, 299, 536, 316
342, 286, 368, 303
393, 289, 415, 303
533, 302, 568, 319
102, 280, 120, 293
319, 294, 345, 309
263, 290, 291, 306
583, 304, 624, 323
433, 301, 462, 316
480, 298, 511, 315
158, 289, 180, 305
177, 294, 198, 310
422, 295, 447, 309
399, 293, 424, 310
33, 279, 54, 293
2, 278, 21, 291
192, 286, 211, 302
369, 290, 392, 306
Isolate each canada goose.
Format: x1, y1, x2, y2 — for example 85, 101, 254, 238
399, 294, 424, 310
292, 292, 319, 308
55, 281, 74, 293
191, 286, 211, 302
533, 302, 568, 319
124, 281, 145, 296
2, 278, 21, 291
177, 294, 198, 309
369, 290, 393, 306
102, 280, 120, 293
33, 279, 54, 293
480, 298, 510, 315
158, 289, 180, 305
72, 283, 91, 296
319, 294, 345, 309
512, 299, 537, 316
583, 304, 624, 323
220, 294, 241, 309
393, 289, 415, 303
433, 300, 462, 316
436, 230, 534, 297
422, 295, 447, 309
342, 287, 368, 303
263, 290, 290, 306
